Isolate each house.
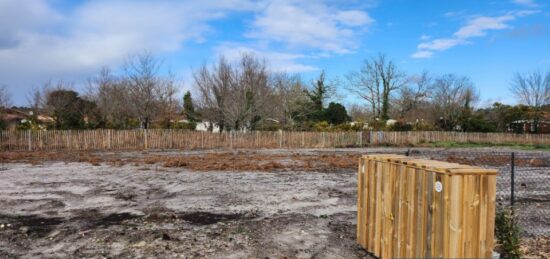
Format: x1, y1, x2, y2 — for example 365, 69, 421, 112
1, 109, 26, 130
0, 108, 54, 130
195, 121, 221, 132
508, 120, 550, 134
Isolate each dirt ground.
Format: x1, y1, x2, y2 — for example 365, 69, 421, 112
0, 148, 548, 258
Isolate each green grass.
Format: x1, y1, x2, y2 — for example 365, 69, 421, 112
426, 141, 550, 150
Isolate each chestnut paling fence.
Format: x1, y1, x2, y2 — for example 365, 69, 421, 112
1, 130, 550, 151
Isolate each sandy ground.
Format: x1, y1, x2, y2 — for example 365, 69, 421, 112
0, 148, 548, 258
0, 159, 369, 258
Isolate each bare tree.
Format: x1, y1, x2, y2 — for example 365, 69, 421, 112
271, 72, 309, 128
194, 54, 275, 131
123, 51, 177, 128
86, 67, 132, 128
26, 86, 45, 113
0, 85, 11, 108
0, 85, 12, 129
194, 56, 234, 132
222, 54, 271, 130
509, 70, 550, 132
396, 71, 433, 119
346, 53, 406, 120
432, 74, 478, 131
348, 104, 370, 122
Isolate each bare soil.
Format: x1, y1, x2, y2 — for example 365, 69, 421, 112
0, 150, 370, 258
0, 148, 548, 258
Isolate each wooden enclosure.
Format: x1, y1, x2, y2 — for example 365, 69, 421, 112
357, 154, 498, 259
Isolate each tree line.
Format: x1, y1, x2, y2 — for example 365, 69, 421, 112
1, 51, 549, 133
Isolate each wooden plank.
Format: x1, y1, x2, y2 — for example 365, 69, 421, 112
449, 175, 464, 258
463, 175, 474, 257
478, 175, 488, 257
405, 166, 417, 258
361, 159, 369, 248
367, 158, 377, 252
485, 175, 497, 258
374, 160, 384, 257
397, 164, 407, 258
414, 167, 427, 258
392, 163, 404, 258
425, 171, 433, 258
357, 157, 364, 245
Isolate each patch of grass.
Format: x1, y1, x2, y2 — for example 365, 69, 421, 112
427, 141, 550, 150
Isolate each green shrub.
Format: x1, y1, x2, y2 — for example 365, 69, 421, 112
171, 122, 196, 130
495, 207, 522, 258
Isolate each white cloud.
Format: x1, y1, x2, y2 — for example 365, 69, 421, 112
215, 43, 318, 73
411, 50, 433, 59
420, 35, 431, 41
412, 11, 537, 59
453, 15, 515, 38
247, 1, 373, 54
0, 0, 371, 104
0, 0, 259, 103
418, 38, 467, 51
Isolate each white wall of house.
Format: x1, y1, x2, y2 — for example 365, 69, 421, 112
195, 121, 220, 132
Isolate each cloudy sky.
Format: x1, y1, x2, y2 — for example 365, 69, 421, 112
1, 0, 549, 105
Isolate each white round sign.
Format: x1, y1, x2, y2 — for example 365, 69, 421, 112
435, 181, 443, 193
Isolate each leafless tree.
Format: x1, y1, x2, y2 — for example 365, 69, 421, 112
194, 56, 234, 132
194, 53, 275, 131
348, 104, 370, 122
432, 74, 478, 130
346, 53, 406, 120
510, 70, 550, 107
123, 51, 177, 128
509, 70, 550, 132
226, 53, 271, 130
395, 71, 433, 119
86, 67, 132, 128
270, 72, 310, 128
0, 85, 11, 108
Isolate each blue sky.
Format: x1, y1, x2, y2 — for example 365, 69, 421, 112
1, 0, 549, 106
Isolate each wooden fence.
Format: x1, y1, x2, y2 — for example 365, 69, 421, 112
357, 154, 497, 259
1, 129, 549, 151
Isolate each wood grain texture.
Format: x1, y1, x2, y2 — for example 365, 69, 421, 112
357, 154, 498, 259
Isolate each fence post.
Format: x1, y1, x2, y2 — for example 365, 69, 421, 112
201, 131, 204, 149
27, 130, 32, 151
279, 130, 283, 148
108, 129, 112, 149
144, 129, 148, 150
230, 131, 233, 149
511, 152, 515, 207
358, 131, 362, 147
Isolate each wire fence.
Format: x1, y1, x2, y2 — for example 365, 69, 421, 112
407, 149, 550, 237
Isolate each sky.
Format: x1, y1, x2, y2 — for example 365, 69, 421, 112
0, 0, 549, 106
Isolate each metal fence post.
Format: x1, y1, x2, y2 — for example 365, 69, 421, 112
511, 152, 515, 207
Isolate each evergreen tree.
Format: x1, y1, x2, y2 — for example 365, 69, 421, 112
324, 102, 351, 125
183, 91, 198, 122
306, 71, 330, 121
